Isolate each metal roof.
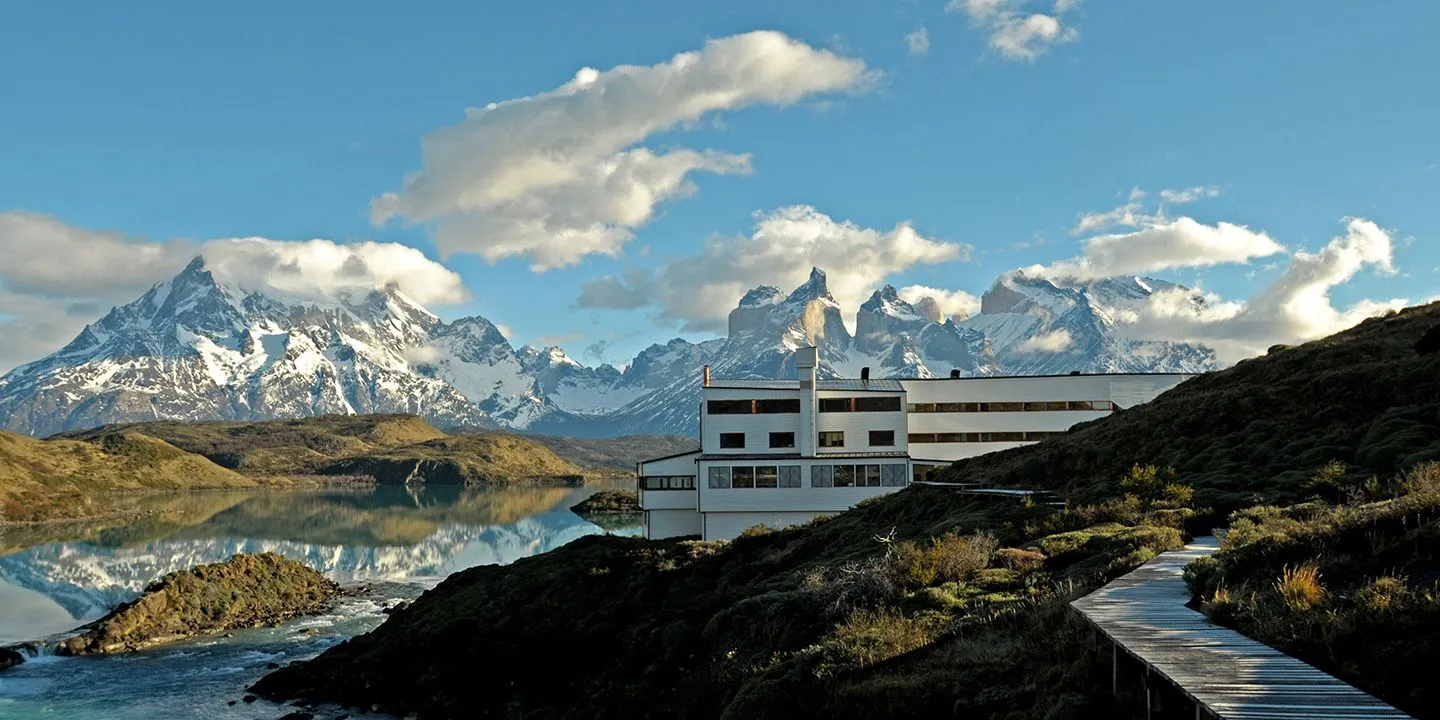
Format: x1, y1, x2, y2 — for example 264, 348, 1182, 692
707, 378, 905, 392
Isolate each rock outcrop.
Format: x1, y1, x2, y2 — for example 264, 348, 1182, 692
0, 646, 24, 671
569, 489, 640, 516
56, 552, 339, 655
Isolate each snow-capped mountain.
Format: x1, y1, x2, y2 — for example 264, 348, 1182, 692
0, 258, 1217, 439
0, 257, 493, 437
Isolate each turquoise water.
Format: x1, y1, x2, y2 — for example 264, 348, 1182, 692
0, 486, 639, 719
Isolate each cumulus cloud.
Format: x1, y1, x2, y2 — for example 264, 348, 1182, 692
1015, 328, 1073, 353
0, 211, 466, 373
949, 0, 1080, 62
905, 26, 931, 56
1113, 218, 1409, 363
371, 31, 874, 271
1037, 217, 1286, 282
576, 205, 970, 333
898, 285, 981, 321
1040, 186, 1283, 282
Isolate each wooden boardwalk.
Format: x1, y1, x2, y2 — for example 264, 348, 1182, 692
1072, 537, 1413, 719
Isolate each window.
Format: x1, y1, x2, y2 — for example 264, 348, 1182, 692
907, 431, 1067, 443
818, 431, 845, 448
642, 475, 696, 490
779, 465, 802, 488
834, 464, 856, 487
868, 430, 895, 447
827, 464, 884, 488
769, 431, 796, 449
906, 400, 1114, 413
708, 466, 732, 489
719, 432, 745, 449
755, 466, 779, 488
855, 396, 902, 412
818, 397, 851, 413
756, 398, 800, 414
732, 466, 756, 488
707, 400, 751, 414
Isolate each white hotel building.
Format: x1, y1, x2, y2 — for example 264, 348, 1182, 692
638, 346, 1194, 541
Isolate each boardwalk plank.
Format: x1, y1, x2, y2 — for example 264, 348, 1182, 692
1071, 537, 1413, 720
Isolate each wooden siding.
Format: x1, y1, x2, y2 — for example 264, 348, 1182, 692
647, 509, 702, 539
1072, 538, 1413, 720
639, 489, 698, 510
704, 511, 824, 540
638, 452, 700, 476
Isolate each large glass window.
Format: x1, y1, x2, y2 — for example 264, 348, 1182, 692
708, 466, 731, 489
755, 466, 779, 488
642, 475, 696, 490
732, 466, 756, 488
868, 430, 895, 447
855, 396, 902, 412
907, 400, 1116, 413
834, 464, 856, 487
818, 398, 851, 413
769, 432, 796, 449
719, 432, 745, 449
756, 398, 800, 414
707, 399, 751, 414
818, 431, 845, 448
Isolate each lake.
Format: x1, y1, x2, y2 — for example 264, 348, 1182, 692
0, 485, 640, 719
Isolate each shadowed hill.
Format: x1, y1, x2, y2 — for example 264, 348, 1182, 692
939, 302, 1440, 514
251, 302, 1440, 720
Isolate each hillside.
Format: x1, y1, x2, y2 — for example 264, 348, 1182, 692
525, 434, 698, 472
936, 302, 1440, 515
0, 431, 256, 522
252, 302, 1440, 719
61, 414, 448, 474
7, 416, 593, 523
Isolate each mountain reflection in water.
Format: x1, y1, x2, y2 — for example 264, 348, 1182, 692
0, 485, 641, 640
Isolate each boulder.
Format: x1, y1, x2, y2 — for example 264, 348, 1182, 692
56, 552, 340, 655
0, 646, 24, 671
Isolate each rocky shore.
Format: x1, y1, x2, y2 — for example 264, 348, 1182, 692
0, 645, 24, 671
569, 489, 640, 516
56, 552, 340, 655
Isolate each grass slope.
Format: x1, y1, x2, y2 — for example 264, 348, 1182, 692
0, 431, 256, 521
940, 303, 1440, 515
253, 302, 1440, 720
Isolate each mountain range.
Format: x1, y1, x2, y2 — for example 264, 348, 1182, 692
0, 259, 1217, 438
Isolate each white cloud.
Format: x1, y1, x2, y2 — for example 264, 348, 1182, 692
0, 211, 466, 373
495, 323, 515, 339
1038, 217, 1286, 282
576, 205, 970, 333
1159, 185, 1221, 205
371, 31, 874, 271
898, 285, 981, 321
1015, 328, 1073, 353
199, 237, 468, 306
1113, 218, 1409, 363
1072, 185, 1220, 235
905, 26, 931, 56
949, 0, 1079, 62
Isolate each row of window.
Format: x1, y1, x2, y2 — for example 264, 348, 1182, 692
704, 463, 907, 489
641, 475, 697, 490
718, 430, 896, 450
706, 396, 904, 415
707, 465, 803, 489
907, 400, 1115, 413
909, 431, 1068, 443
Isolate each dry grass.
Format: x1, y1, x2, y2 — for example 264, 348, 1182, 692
1275, 564, 1326, 611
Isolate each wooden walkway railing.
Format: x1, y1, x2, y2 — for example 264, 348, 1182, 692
1072, 537, 1413, 719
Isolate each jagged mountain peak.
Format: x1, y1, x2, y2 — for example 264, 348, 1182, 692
783, 267, 833, 304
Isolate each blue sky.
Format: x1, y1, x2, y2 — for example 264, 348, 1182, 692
1, 0, 1437, 370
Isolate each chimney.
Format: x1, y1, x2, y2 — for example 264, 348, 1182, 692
949, 369, 961, 379
796, 347, 819, 458
860, 367, 870, 381
702, 365, 711, 387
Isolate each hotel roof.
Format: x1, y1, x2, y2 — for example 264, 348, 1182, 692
706, 378, 906, 392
